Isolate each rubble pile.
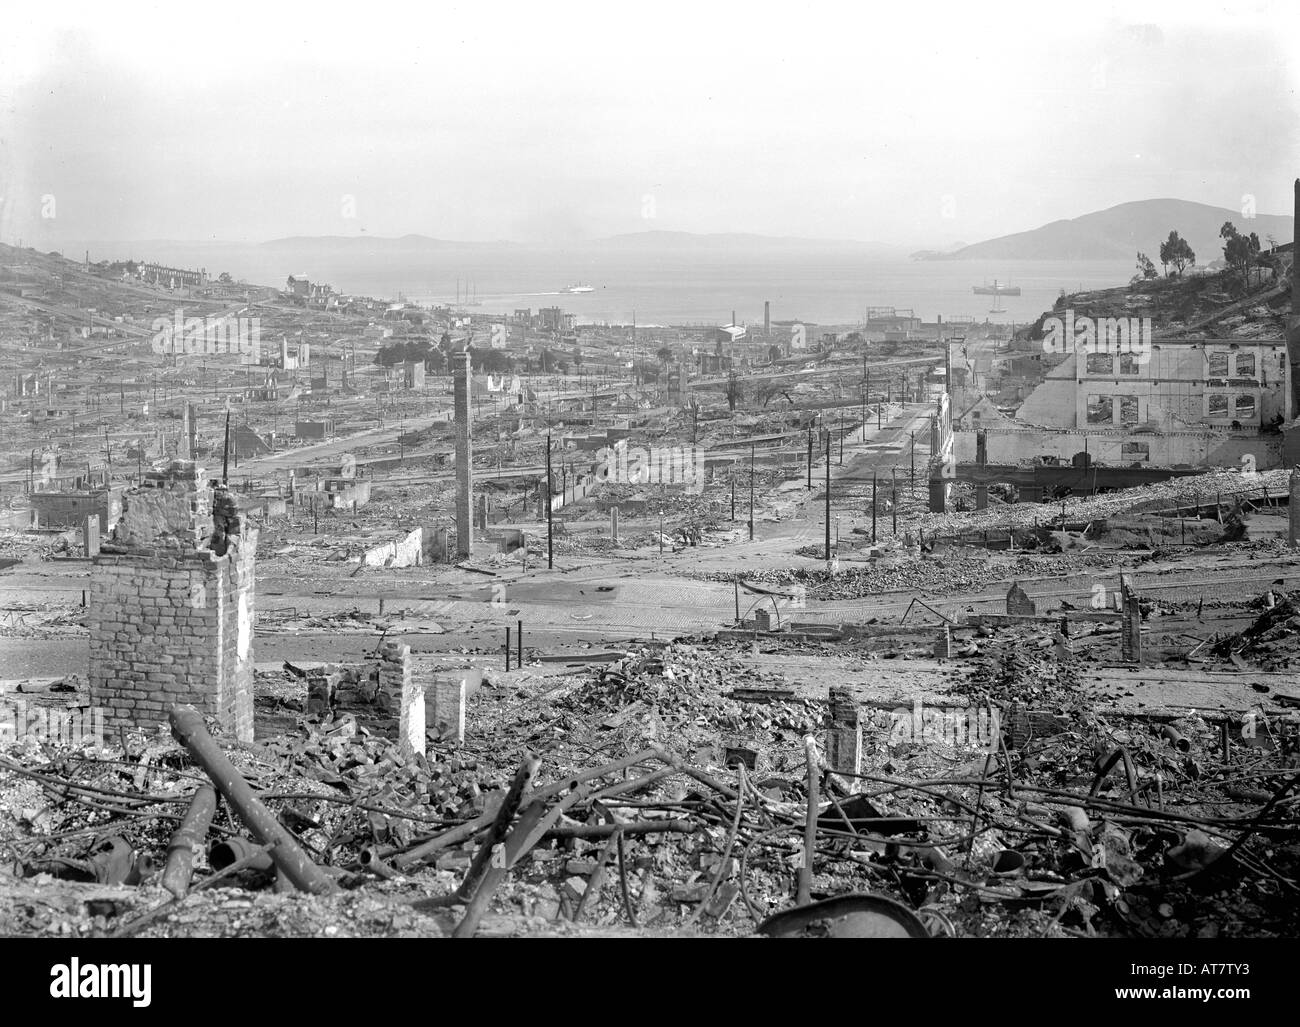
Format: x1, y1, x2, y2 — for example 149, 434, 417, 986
3, 638, 1298, 938
1210, 590, 1300, 667
918, 468, 1292, 535
693, 552, 1114, 600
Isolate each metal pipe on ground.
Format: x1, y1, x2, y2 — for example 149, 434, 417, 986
797, 734, 819, 905
169, 703, 338, 895
1159, 724, 1191, 753
160, 783, 216, 899
209, 835, 275, 873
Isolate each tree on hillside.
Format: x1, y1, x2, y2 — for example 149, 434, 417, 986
373, 342, 406, 367
1135, 252, 1158, 280
1220, 221, 1262, 285
724, 371, 743, 412
473, 348, 513, 374
655, 345, 673, 365
754, 379, 785, 407
1158, 231, 1195, 276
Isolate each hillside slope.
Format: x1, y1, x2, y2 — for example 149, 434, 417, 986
932, 198, 1293, 262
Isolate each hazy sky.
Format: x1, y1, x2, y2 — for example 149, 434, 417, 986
1, 0, 1297, 248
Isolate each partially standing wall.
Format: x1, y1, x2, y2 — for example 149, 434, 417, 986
88, 461, 257, 741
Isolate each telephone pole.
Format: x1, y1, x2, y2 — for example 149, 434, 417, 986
221, 409, 231, 484
872, 474, 877, 543
545, 434, 554, 569
910, 431, 916, 493
824, 431, 831, 560
891, 466, 898, 535
806, 425, 813, 489
748, 442, 755, 541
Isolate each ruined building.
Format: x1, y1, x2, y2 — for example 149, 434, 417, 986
88, 460, 258, 741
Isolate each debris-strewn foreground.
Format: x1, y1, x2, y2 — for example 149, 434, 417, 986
3, 632, 1298, 939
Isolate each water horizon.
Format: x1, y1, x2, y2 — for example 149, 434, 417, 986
72, 240, 1136, 329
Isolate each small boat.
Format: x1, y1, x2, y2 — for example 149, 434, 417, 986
973, 279, 1021, 296
563, 283, 594, 294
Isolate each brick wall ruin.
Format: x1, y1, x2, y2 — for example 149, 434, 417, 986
301, 642, 425, 756
88, 460, 258, 741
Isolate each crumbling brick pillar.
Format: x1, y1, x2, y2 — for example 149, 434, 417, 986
826, 686, 862, 781
88, 461, 257, 741
377, 642, 425, 757
454, 351, 473, 558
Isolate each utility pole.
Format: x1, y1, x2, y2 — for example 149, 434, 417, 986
910, 431, 916, 493
731, 472, 736, 521
748, 442, 755, 541
872, 474, 877, 543
545, 434, 553, 569
824, 431, 831, 560
891, 467, 898, 535
806, 425, 812, 489
222, 408, 231, 484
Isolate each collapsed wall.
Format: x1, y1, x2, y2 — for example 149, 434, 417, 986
302, 642, 425, 756
88, 460, 257, 741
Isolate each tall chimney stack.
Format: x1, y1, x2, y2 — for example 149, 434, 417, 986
764, 300, 771, 337
1291, 178, 1300, 420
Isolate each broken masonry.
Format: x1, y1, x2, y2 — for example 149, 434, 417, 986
88, 460, 258, 741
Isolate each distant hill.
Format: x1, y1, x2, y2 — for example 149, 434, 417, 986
260, 230, 906, 256
592, 230, 904, 255
926, 199, 1293, 261
909, 242, 968, 260
261, 234, 511, 250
